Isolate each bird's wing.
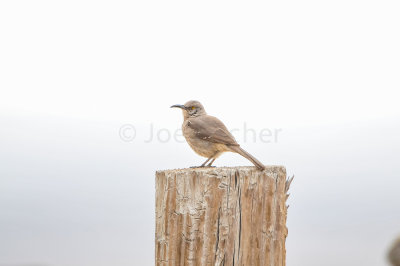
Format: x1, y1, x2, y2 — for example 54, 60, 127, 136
187, 115, 239, 146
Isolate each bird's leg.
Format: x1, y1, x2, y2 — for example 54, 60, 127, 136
206, 158, 216, 167
200, 157, 213, 167
189, 157, 212, 168
190, 153, 217, 168
206, 152, 221, 167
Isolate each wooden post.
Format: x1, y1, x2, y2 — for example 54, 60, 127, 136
155, 166, 292, 266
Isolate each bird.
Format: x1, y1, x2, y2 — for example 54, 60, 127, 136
171, 100, 265, 170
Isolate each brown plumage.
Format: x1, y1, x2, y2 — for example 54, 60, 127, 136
171, 100, 265, 170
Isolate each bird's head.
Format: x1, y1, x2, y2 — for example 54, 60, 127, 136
171, 100, 206, 119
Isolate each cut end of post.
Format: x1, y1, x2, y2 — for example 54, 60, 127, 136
156, 165, 286, 175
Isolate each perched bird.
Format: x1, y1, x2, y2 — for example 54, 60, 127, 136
171, 100, 265, 170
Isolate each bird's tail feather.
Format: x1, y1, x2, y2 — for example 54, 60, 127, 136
229, 146, 265, 170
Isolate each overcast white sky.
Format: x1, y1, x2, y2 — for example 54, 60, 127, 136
1, 1, 400, 266
1, 0, 399, 126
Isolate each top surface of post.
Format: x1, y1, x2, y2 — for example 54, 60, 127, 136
156, 165, 286, 175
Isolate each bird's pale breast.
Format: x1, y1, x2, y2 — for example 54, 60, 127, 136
182, 120, 228, 157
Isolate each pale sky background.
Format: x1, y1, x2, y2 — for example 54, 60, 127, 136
1, 1, 400, 266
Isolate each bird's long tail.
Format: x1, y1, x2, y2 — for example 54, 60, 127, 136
229, 146, 265, 170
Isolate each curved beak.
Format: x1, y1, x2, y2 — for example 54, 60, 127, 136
170, 104, 186, 110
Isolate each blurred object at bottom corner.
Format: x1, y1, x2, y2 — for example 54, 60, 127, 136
388, 236, 400, 266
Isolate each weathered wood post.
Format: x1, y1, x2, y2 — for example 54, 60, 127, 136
155, 166, 292, 266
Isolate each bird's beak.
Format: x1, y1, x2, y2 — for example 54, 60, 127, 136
170, 104, 186, 110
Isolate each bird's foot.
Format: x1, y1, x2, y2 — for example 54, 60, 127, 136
190, 165, 216, 168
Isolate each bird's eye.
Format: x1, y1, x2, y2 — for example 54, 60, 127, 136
191, 106, 195, 110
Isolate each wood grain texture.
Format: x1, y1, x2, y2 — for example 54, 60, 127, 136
155, 166, 291, 266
